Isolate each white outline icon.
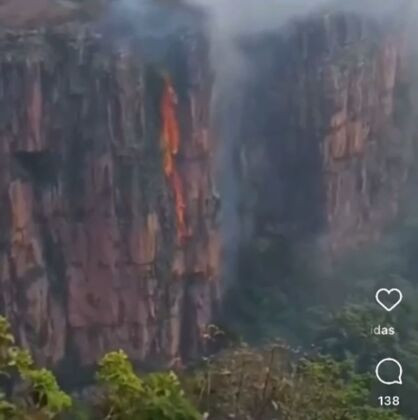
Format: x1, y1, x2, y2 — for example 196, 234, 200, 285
375, 288, 403, 312
375, 358, 403, 385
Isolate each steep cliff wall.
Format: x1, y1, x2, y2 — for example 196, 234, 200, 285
0, 28, 220, 370
239, 12, 412, 252
0, 6, 414, 371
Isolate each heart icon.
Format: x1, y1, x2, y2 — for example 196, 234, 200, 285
375, 288, 403, 312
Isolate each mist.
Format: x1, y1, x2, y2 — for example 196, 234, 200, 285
108, 0, 418, 287
180, 0, 414, 287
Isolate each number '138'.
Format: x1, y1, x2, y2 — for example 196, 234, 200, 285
378, 396, 400, 407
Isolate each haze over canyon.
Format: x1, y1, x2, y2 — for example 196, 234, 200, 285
0, 0, 417, 386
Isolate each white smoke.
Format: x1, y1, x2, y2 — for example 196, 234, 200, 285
184, 0, 407, 37
185, 0, 337, 287
109, 0, 415, 287
179, 0, 413, 287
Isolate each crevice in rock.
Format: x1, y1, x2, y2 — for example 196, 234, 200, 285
14, 150, 58, 185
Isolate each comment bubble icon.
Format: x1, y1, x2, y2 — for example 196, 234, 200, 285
375, 358, 403, 385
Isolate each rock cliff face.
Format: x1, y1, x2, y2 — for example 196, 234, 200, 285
0, 28, 220, 370
239, 12, 413, 253
0, 7, 414, 370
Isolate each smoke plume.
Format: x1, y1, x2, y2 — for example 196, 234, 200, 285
182, 0, 408, 286
109, 0, 415, 286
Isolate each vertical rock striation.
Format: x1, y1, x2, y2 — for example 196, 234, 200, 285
0, 6, 414, 371
239, 11, 414, 252
0, 28, 220, 369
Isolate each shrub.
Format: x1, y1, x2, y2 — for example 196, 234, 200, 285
183, 344, 404, 420
96, 350, 201, 420
0, 316, 71, 419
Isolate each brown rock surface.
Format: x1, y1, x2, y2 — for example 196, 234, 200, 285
0, 7, 414, 373
239, 13, 413, 253
0, 0, 78, 27
0, 27, 219, 368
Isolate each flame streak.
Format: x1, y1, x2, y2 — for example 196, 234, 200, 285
161, 76, 187, 242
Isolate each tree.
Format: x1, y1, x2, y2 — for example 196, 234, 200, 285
96, 350, 201, 420
0, 316, 71, 419
183, 344, 405, 420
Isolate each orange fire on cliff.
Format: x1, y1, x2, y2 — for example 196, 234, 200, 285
160, 75, 187, 243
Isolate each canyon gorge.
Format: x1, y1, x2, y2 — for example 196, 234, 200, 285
0, 0, 416, 380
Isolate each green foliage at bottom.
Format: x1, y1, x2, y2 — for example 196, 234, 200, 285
95, 350, 201, 420
0, 314, 408, 420
183, 344, 404, 420
0, 316, 72, 419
